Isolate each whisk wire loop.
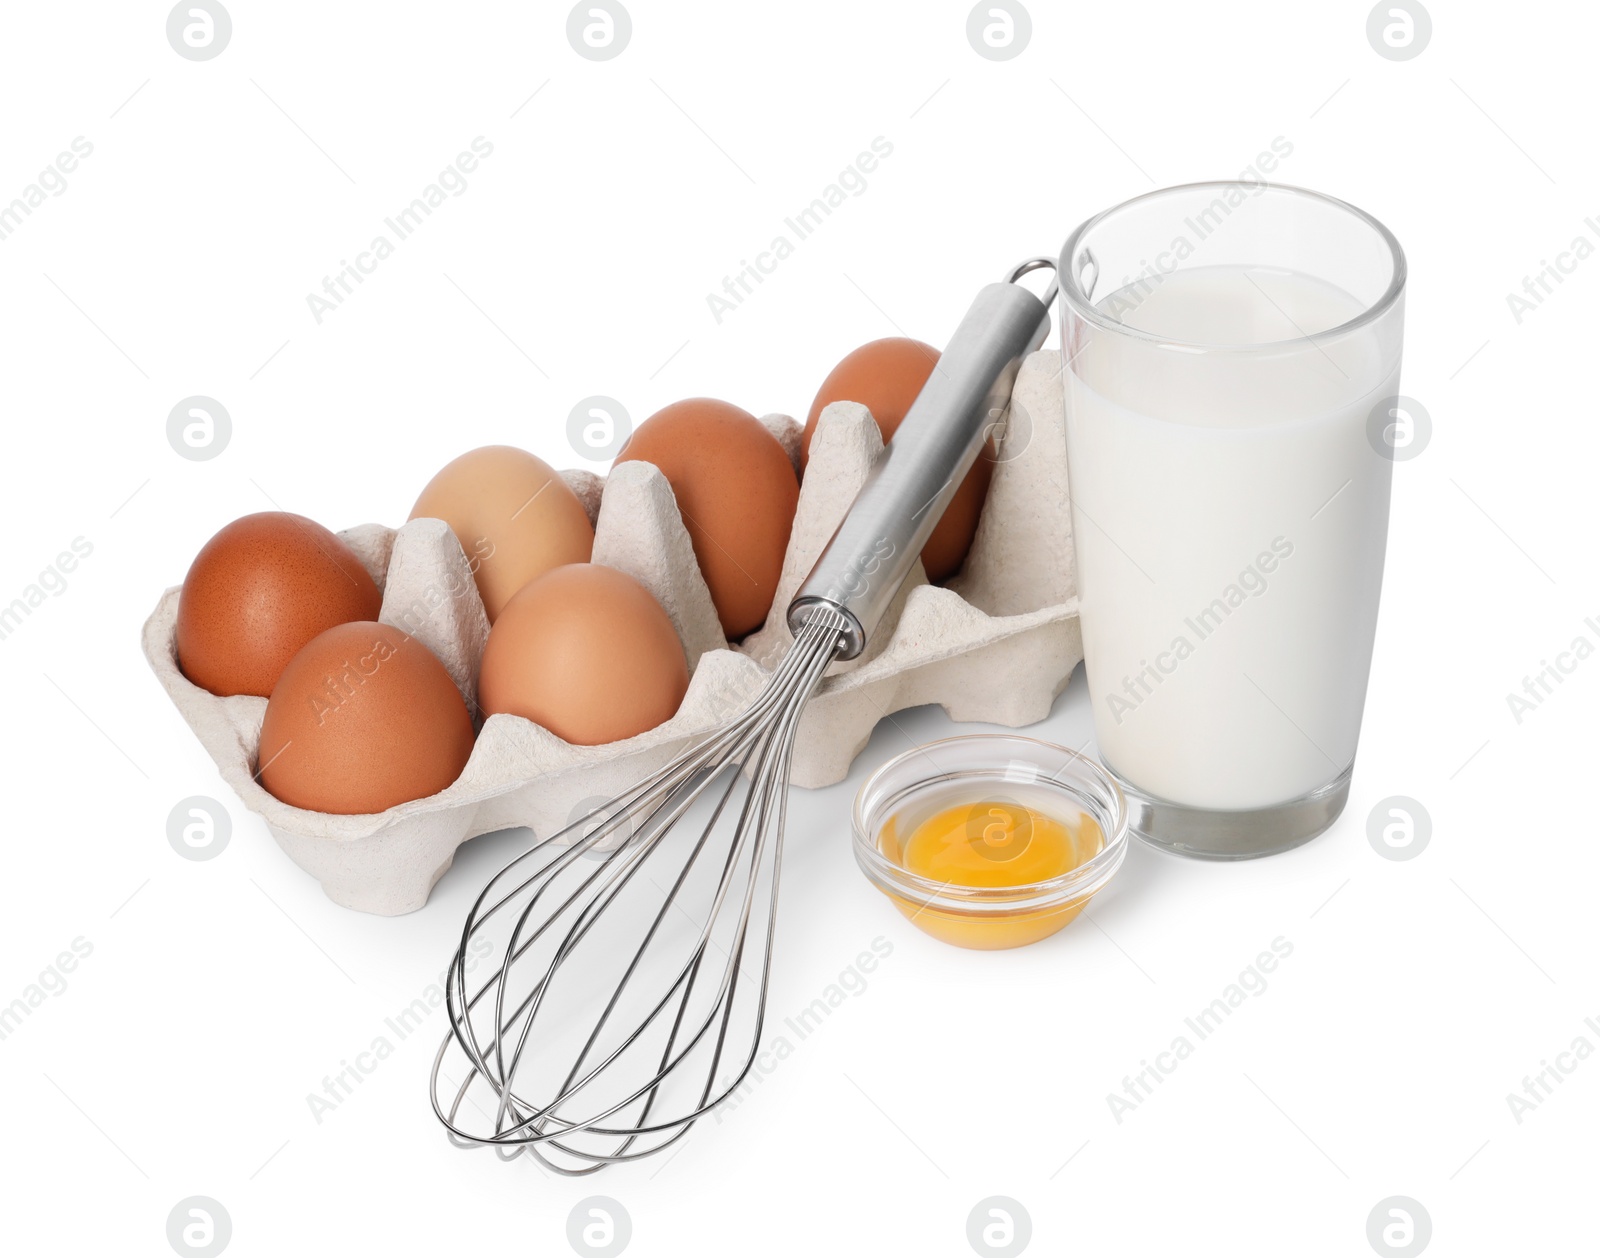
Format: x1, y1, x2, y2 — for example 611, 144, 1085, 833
431, 609, 847, 1174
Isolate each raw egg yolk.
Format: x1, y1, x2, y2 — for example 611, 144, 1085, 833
901, 802, 1089, 887
883, 802, 1104, 950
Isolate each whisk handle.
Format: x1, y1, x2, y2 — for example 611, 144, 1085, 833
787, 259, 1055, 659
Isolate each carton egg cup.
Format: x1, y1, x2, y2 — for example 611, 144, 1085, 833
142, 350, 1083, 915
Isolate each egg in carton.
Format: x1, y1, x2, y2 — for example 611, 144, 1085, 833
142, 349, 1083, 915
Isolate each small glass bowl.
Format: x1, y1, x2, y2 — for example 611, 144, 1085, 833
853, 734, 1129, 950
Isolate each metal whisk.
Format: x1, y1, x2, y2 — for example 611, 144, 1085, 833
431, 259, 1056, 1173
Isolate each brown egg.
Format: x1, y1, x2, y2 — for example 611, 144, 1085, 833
258, 622, 475, 814
478, 564, 688, 746
803, 337, 994, 583
615, 399, 798, 639
176, 512, 383, 698
410, 445, 594, 622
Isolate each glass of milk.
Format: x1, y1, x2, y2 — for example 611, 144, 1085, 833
1056, 182, 1406, 858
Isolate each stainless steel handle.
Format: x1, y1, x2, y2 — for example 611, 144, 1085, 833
788, 259, 1056, 659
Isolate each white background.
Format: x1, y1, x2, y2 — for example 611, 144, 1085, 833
1, 1, 1594, 1255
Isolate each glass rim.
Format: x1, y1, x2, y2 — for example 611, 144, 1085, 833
1057, 180, 1408, 354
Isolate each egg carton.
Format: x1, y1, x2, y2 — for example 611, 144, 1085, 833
142, 349, 1083, 915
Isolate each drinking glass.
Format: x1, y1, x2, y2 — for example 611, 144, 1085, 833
1056, 181, 1406, 857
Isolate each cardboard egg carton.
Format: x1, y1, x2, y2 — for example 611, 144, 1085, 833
142, 350, 1082, 915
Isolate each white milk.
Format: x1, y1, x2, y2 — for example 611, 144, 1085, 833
1064, 265, 1398, 810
